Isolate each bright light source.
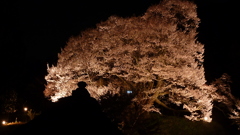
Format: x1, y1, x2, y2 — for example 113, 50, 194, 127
127, 90, 132, 94
2, 120, 6, 125
204, 116, 208, 121
24, 107, 28, 112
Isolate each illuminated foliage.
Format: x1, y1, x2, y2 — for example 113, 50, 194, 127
0, 89, 18, 114
211, 74, 240, 128
44, 0, 240, 129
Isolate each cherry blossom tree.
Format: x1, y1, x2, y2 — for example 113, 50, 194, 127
44, 0, 240, 128
211, 73, 240, 129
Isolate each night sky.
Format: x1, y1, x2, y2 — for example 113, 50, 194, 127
1, 0, 239, 104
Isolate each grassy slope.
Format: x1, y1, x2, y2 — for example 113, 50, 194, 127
124, 112, 239, 135
0, 124, 22, 135
1, 112, 239, 135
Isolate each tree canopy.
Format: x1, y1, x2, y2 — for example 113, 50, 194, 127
44, 0, 240, 130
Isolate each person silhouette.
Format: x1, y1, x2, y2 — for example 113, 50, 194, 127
71, 81, 91, 100
10, 81, 122, 135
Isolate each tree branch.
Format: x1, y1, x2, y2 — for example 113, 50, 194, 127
154, 98, 188, 112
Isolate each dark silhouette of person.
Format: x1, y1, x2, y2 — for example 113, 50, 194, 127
10, 81, 122, 135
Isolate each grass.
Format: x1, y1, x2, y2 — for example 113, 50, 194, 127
124, 112, 238, 135
0, 124, 23, 135
157, 115, 227, 135
1, 112, 239, 135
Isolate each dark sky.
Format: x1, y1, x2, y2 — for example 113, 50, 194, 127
1, 0, 239, 100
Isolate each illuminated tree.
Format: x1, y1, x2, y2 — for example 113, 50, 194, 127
211, 74, 240, 128
44, 0, 240, 128
0, 89, 18, 114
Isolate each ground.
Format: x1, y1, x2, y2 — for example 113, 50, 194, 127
0, 123, 23, 135
1, 114, 239, 135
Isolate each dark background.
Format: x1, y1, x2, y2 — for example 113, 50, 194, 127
0, 0, 239, 110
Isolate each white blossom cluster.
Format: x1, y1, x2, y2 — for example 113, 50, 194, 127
44, 0, 240, 125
